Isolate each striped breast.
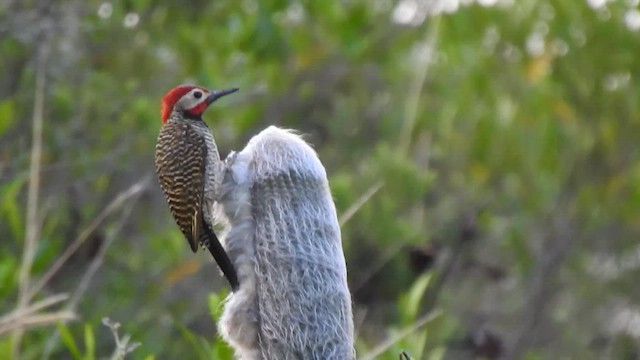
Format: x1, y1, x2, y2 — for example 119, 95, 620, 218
155, 121, 208, 252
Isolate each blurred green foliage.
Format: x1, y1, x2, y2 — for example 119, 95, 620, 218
2, 0, 640, 358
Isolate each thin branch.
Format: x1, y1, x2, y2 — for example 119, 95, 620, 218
504, 215, 573, 359
0, 312, 76, 335
418, 213, 478, 360
353, 241, 406, 291
339, 181, 384, 226
103, 318, 141, 360
41, 178, 148, 357
399, 17, 441, 156
17, 25, 48, 308
359, 310, 441, 360
353, 306, 369, 341
70, 199, 139, 308
2, 144, 130, 183
338, 179, 386, 290
26, 176, 151, 301
13, 19, 51, 355
0, 293, 69, 326
364, 19, 440, 359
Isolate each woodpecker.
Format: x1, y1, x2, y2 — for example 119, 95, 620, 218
155, 84, 239, 291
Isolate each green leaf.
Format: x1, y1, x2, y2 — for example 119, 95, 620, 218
507, 230, 533, 275
0, 263, 15, 302
83, 324, 95, 360
177, 325, 208, 360
211, 337, 234, 360
400, 273, 431, 322
425, 346, 445, 360
57, 323, 81, 360
0, 335, 12, 359
0, 99, 15, 135
207, 291, 228, 321
0, 178, 25, 240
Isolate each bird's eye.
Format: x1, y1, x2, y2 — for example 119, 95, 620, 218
193, 91, 203, 99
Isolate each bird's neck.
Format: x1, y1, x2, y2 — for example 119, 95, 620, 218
166, 109, 205, 125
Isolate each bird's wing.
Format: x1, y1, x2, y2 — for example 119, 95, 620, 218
155, 122, 206, 252
195, 142, 240, 290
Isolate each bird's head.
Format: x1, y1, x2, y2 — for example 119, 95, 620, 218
160, 84, 239, 124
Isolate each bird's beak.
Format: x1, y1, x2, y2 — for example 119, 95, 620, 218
207, 87, 239, 105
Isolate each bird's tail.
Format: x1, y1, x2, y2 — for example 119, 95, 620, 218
201, 219, 239, 291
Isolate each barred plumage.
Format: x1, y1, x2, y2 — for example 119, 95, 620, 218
155, 122, 208, 251
155, 85, 239, 291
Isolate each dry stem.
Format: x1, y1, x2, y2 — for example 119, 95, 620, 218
359, 310, 441, 360
339, 181, 384, 226
12, 24, 50, 356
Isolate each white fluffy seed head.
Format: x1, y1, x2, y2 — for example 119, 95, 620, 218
218, 126, 355, 360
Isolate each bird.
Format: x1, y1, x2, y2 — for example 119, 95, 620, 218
217, 126, 355, 359
154, 84, 240, 292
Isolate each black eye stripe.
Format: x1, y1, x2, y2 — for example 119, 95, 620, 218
193, 91, 203, 99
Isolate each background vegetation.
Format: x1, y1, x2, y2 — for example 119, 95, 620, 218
2, 0, 640, 358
